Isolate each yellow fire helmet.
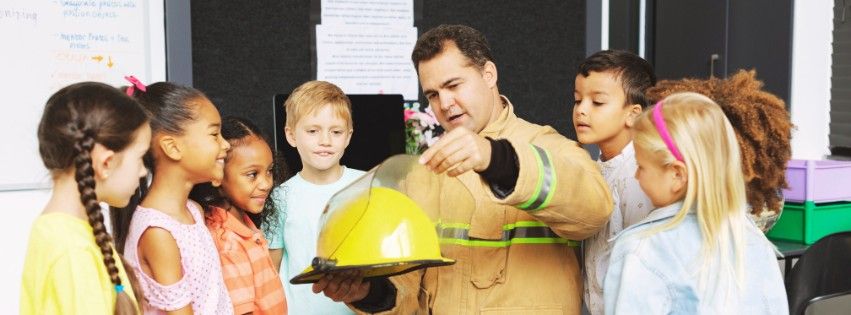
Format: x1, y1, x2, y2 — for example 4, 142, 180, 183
290, 154, 460, 284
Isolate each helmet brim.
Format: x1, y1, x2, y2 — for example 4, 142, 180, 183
290, 258, 455, 284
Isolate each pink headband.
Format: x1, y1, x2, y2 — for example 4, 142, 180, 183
651, 101, 684, 162
124, 75, 147, 96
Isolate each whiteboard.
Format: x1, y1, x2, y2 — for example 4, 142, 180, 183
0, 0, 166, 191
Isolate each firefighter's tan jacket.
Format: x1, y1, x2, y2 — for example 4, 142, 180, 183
356, 97, 613, 314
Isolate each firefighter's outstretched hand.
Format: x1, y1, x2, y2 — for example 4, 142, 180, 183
419, 127, 491, 177
312, 270, 371, 303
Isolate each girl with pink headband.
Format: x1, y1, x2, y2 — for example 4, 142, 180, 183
603, 92, 787, 314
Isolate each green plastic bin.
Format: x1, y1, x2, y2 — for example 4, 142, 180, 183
767, 201, 851, 244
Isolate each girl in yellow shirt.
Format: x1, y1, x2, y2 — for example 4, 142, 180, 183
20, 80, 150, 314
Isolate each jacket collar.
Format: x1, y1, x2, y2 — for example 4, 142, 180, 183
478, 95, 514, 138
609, 201, 688, 242
640, 201, 687, 225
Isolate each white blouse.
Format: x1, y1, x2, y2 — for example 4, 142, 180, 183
583, 142, 654, 315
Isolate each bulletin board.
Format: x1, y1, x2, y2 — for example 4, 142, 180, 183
191, 0, 586, 152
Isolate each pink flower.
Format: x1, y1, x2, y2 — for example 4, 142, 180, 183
404, 108, 439, 128
404, 109, 418, 122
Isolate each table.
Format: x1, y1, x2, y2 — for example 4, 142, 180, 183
772, 239, 809, 275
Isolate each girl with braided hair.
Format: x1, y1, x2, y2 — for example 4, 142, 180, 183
21, 82, 150, 314
646, 70, 793, 231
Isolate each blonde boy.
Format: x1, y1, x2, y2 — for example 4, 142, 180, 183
573, 50, 656, 315
267, 81, 364, 315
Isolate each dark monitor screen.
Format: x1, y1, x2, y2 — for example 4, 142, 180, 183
272, 94, 406, 176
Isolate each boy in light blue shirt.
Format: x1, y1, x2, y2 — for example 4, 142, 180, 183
267, 81, 365, 315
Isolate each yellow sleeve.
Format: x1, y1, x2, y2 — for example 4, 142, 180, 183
493, 133, 613, 240
47, 249, 115, 314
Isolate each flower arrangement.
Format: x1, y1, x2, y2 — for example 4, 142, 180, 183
403, 102, 442, 154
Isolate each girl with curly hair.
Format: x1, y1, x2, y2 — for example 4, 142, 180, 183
646, 70, 794, 231
190, 116, 289, 314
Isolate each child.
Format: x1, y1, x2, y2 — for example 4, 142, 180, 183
122, 82, 234, 314
604, 92, 787, 314
573, 50, 656, 315
646, 70, 793, 231
21, 82, 149, 314
266, 81, 364, 315
190, 116, 288, 314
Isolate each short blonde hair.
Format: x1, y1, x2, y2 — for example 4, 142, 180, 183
284, 81, 353, 129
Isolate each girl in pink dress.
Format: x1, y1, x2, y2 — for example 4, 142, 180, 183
122, 82, 234, 314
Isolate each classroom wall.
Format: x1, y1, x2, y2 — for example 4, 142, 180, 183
789, 0, 833, 160
0, 1, 837, 310
191, 0, 312, 142
191, 0, 587, 142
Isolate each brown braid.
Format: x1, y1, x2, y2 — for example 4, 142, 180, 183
38, 82, 148, 313
70, 122, 138, 315
647, 70, 793, 215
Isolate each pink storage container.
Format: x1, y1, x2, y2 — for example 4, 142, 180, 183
783, 159, 851, 203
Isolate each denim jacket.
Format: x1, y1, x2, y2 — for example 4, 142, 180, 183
603, 201, 788, 315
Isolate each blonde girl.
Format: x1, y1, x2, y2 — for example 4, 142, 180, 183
603, 92, 787, 314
